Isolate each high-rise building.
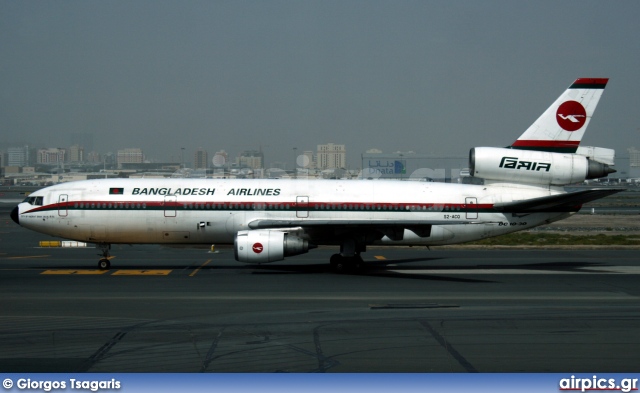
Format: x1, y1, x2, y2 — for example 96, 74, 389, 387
86, 151, 102, 164
117, 148, 144, 168
69, 145, 85, 162
194, 148, 209, 169
37, 148, 66, 164
7, 147, 27, 167
629, 147, 640, 178
237, 150, 264, 170
300, 151, 316, 169
629, 147, 640, 167
317, 143, 346, 169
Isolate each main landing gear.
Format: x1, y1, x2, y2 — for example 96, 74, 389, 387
330, 238, 365, 273
330, 253, 363, 273
97, 243, 111, 270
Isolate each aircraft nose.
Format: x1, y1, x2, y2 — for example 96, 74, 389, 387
10, 206, 19, 225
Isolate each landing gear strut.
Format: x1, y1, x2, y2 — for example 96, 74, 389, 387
330, 253, 363, 273
330, 238, 365, 273
97, 243, 111, 270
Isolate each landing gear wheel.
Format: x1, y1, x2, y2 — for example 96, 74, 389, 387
330, 254, 347, 273
97, 243, 112, 270
98, 258, 110, 270
330, 254, 363, 273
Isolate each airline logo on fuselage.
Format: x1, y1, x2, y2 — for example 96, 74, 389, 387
227, 188, 281, 196
128, 187, 281, 196
500, 157, 551, 172
132, 187, 215, 196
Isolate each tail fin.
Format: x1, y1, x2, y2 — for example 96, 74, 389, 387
510, 78, 608, 153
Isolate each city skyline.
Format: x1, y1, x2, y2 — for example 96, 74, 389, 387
1, 138, 360, 170
0, 136, 418, 170
2, 2, 640, 171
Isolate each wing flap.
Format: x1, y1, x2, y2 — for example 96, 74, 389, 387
494, 188, 625, 213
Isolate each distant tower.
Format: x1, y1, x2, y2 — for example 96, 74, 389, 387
194, 148, 209, 169
117, 148, 144, 168
69, 145, 85, 163
317, 143, 346, 169
237, 150, 264, 170
37, 148, 66, 164
628, 147, 640, 178
301, 151, 316, 169
7, 146, 27, 167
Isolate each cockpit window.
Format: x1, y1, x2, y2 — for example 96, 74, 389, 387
23, 196, 44, 206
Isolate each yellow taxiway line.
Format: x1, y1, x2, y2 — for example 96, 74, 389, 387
111, 270, 172, 276
42, 270, 108, 275
190, 259, 212, 277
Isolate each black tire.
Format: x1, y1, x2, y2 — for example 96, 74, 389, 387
330, 254, 347, 273
98, 258, 110, 270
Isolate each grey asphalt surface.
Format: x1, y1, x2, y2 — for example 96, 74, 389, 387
1, 208, 639, 372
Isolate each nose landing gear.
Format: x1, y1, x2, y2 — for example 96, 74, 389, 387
97, 243, 111, 270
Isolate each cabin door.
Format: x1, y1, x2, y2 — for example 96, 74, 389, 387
465, 197, 478, 219
58, 194, 68, 217
296, 196, 309, 218
164, 196, 177, 217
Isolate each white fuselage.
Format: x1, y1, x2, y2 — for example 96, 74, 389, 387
15, 178, 570, 246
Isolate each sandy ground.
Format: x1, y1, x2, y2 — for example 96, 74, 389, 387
535, 214, 640, 234
432, 214, 640, 249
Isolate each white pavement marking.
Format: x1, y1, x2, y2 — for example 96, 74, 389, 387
388, 266, 640, 275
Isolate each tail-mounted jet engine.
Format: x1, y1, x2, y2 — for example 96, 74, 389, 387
234, 230, 314, 263
469, 147, 615, 186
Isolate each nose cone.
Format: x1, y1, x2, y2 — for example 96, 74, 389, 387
10, 206, 19, 225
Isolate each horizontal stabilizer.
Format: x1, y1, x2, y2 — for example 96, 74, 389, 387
494, 188, 625, 213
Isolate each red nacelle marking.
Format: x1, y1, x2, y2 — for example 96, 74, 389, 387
252, 242, 264, 254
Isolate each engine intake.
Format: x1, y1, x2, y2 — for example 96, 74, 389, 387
469, 147, 615, 186
234, 230, 314, 263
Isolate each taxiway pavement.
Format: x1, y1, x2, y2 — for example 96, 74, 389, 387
1, 209, 639, 372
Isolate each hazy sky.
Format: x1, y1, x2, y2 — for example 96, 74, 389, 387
2, 1, 639, 168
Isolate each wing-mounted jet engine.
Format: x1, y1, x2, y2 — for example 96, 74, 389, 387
234, 229, 315, 263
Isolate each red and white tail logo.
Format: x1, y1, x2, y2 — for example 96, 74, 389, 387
556, 101, 587, 131
510, 78, 607, 152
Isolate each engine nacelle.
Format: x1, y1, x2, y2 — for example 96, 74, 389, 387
469, 147, 615, 186
234, 230, 312, 263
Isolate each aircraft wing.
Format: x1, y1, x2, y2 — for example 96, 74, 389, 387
493, 188, 626, 213
249, 218, 493, 240
248, 219, 486, 241
248, 219, 483, 230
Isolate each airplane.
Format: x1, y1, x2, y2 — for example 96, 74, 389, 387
10, 78, 624, 272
